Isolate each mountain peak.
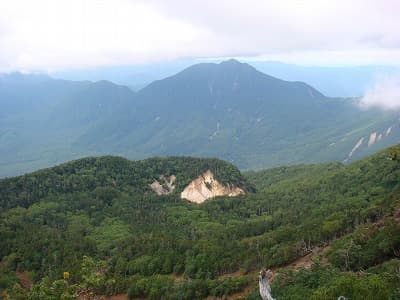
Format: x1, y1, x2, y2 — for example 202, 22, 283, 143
218, 59, 255, 71
174, 59, 253, 75
220, 58, 242, 65
138, 57, 326, 112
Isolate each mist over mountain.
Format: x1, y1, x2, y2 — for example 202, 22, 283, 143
250, 61, 400, 97
1, 60, 399, 177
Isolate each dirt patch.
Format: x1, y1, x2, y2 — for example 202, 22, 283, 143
17, 271, 33, 289
218, 270, 243, 280
205, 286, 253, 300
396, 207, 400, 223
227, 287, 253, 300
270, 245, 330, 281
168, 273, 184, 281
95, 294, 131, 300
103, 295, 128, 300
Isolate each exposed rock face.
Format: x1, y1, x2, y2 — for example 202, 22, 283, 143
386, 126, 392, 136
350, 137, 364, 157
345, 137, 364, 162
368, 132, 377, 147
150, 175, 176, 195
181, 170, 244, 203
259, 269, 275, 300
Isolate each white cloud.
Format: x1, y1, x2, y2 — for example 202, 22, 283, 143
360, 75, 400, 110
0, 0, 400, 71
0, 0, 213, 71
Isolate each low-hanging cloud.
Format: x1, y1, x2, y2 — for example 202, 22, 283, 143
360, 75, 400, 110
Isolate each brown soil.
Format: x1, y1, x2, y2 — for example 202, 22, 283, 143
103, 295, 128, 300
17, 271, 33, 289
168, 273, 184, 280
205, 286, 253, 300
218, 270, 243, 280
270, 245, 330, 281
227, 286, 253, 300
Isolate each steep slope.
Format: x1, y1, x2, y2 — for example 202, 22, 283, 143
181, 170, 245, 203
77, 59, 331, 157
78, 59, 398, 169
0, 74, 136, 177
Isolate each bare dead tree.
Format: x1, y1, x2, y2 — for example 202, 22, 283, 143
259, 269, 275, 300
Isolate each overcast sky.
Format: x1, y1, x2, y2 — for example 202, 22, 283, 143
1, 0, 400, 72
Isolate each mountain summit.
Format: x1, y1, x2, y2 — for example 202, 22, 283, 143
78, 59, 393, 169
137, 59, 326, 110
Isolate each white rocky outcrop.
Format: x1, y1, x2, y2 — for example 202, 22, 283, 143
348, 137, 364, 158
181, 170, 244, 203
368, 132, 377, 147
150, 175, 176, 195
386, 126, 392, 136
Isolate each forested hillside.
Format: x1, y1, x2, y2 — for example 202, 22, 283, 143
0, 148, 400, 299
2, 60, 400, 178
0, 73, 136, 177
0, 156, 251, 211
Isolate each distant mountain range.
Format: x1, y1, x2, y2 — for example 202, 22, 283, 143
1, 60, 399, 177
53, 60, 400, 97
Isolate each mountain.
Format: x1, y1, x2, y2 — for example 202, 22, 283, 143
1, 60, 399, 177
0, 74, 136, 176
75, 59, 330, 154
52, 60, 400, 97
75, 59, 399, 169
0, 149, 399, 299
52, 59, 198, 91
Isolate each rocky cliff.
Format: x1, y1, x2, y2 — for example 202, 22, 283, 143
181, 170, 244, 203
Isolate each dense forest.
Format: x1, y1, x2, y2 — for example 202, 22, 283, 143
0, 149, 400, 299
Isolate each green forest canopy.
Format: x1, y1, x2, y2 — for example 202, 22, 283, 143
0, 149, 400, 299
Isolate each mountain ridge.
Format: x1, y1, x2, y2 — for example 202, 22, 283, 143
1, 60, 399, 177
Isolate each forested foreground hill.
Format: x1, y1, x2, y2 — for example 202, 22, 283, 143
0, 150, 400, 299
